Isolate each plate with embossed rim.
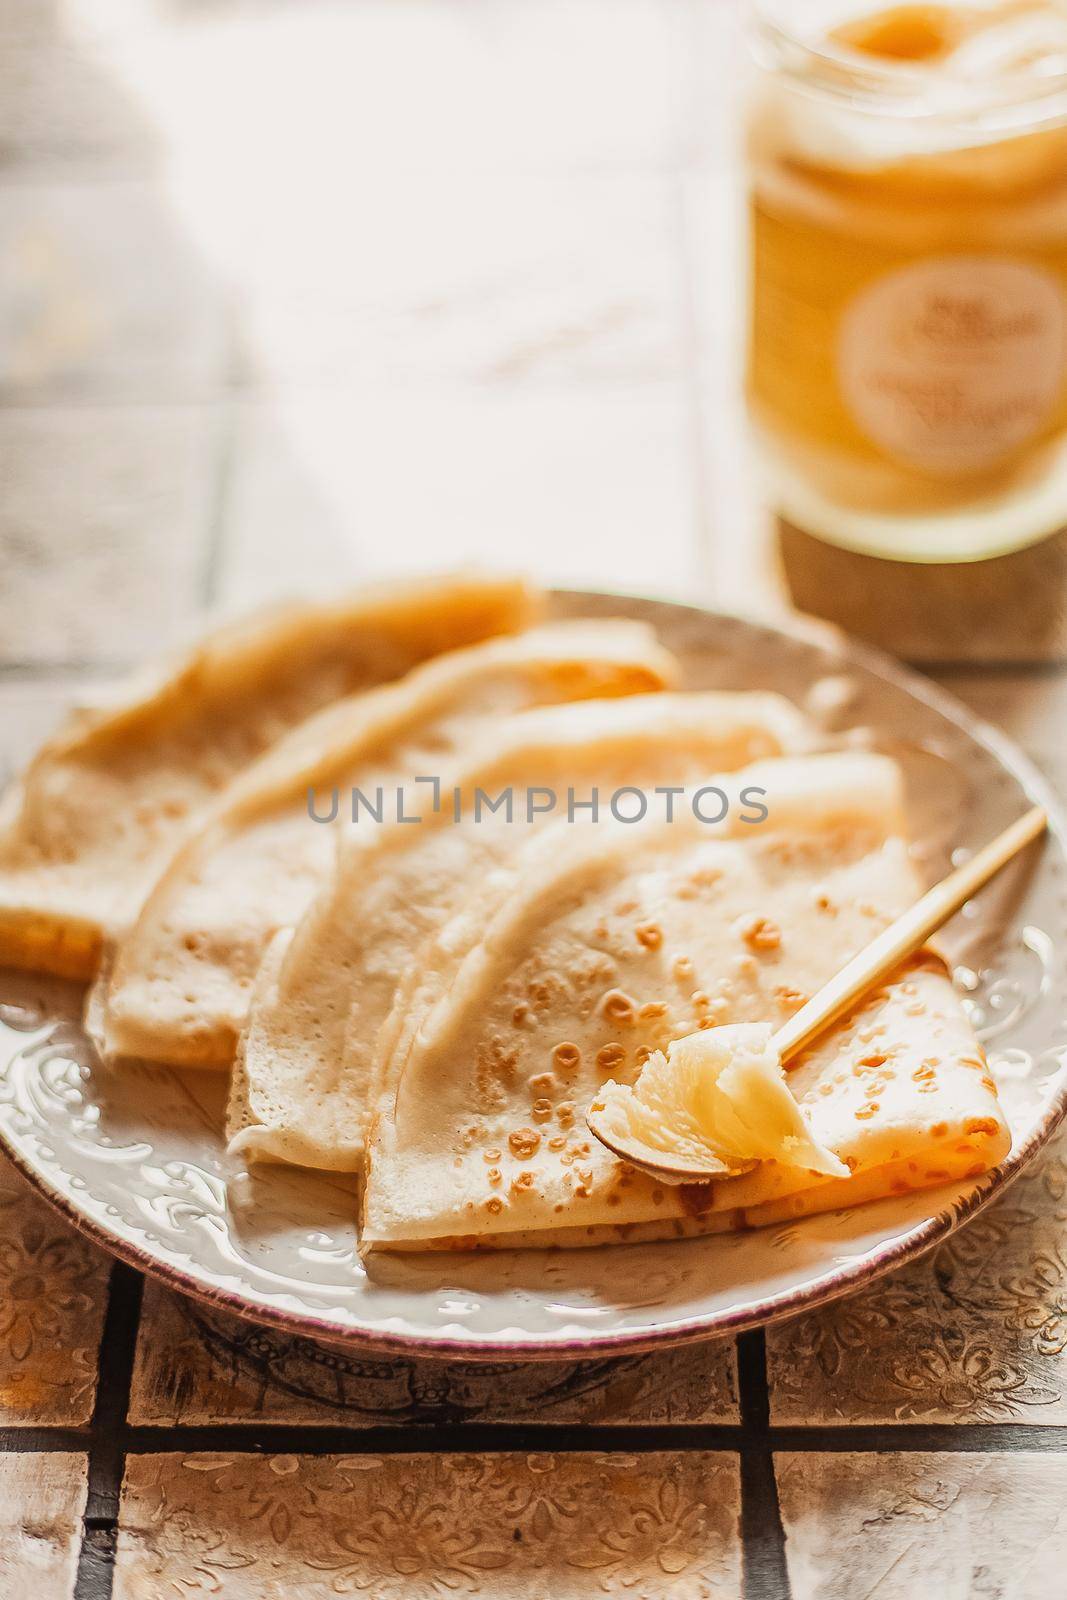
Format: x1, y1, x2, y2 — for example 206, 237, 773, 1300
1, 588, 1066, 1360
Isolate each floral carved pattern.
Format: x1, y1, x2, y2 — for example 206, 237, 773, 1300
567, 1477, 712, 1588
116, 1452, 742, 1599
769, 1141, 1067, 1423
309, 1481, 514, 1597
129, 1284, 739, 1428
0, 1156, 107, 1424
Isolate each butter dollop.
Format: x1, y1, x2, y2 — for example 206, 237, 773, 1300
589, 1023, 849, 1182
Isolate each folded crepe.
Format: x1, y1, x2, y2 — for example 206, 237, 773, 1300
0, 573, 538, 980
361, 752, 1010, 1249
93, 619, 679, 1067
229, 689, 811, 1169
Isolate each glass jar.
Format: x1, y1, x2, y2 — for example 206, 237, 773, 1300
746, 0, 1067, 561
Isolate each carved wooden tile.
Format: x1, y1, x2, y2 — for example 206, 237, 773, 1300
130, 1280, 738, 1426
768, 1128, 1067, 1424
218, 383, 699, 609
0, 41, 159, 177
777, 523, 1067, 666
0, 1452, 87, 1594
0, 1152, 108, 1426
777, 1451, 1067, 1600
0, 405, 213, 666
943, 671, 1067, 797
115, 1450, 741, 1599
103, 0, 690, 182
229, 171, 682, 391
0, 181, 226, 402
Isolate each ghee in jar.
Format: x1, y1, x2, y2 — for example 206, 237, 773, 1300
747, 0, 1067, 559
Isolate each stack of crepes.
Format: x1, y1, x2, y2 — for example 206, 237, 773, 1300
0, 573, 1011, 1252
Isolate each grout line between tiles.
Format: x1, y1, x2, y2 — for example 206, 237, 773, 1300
121, 1421, 749, 1455
6, 1416, 1067, 1459
769, 1423, 1067, 1452
738, 1330, 792, 1600
72, 1262, 143, 1600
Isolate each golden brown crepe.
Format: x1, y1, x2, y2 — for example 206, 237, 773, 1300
228, 690, 811, 1169
361, 753, 1010, 1250
0, 573, 536, 980
93, 620, 678, 1067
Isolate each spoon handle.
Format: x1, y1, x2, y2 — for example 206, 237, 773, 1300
771, 804, 1048, 1067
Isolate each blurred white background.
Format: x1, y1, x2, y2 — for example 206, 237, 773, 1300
0, 0, 758, 670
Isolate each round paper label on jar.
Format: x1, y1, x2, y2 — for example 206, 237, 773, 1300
837, 256, 1067, 475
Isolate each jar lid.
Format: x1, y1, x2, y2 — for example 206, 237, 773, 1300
750, 0, 1067, 131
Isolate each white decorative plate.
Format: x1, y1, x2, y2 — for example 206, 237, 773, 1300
1, 591, 1065, 1359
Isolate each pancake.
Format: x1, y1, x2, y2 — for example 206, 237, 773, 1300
0, 573, 537, 979
361, 752, 1009, 1250
229, 690, 811, 1169
93, 620, 678, 1067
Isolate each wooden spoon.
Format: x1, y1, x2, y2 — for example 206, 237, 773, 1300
587, 804, 1048, 1181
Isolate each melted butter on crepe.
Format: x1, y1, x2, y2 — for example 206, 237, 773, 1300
92, 619, 678, 1068
590, 1023, 848, 1181
715, 954, 1010, 1221
228, 689, 811, 1167
361, 753, 1009, 1250
0, 573, 537, 979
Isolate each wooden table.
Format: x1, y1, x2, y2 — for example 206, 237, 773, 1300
2, 3, 1067, 1596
